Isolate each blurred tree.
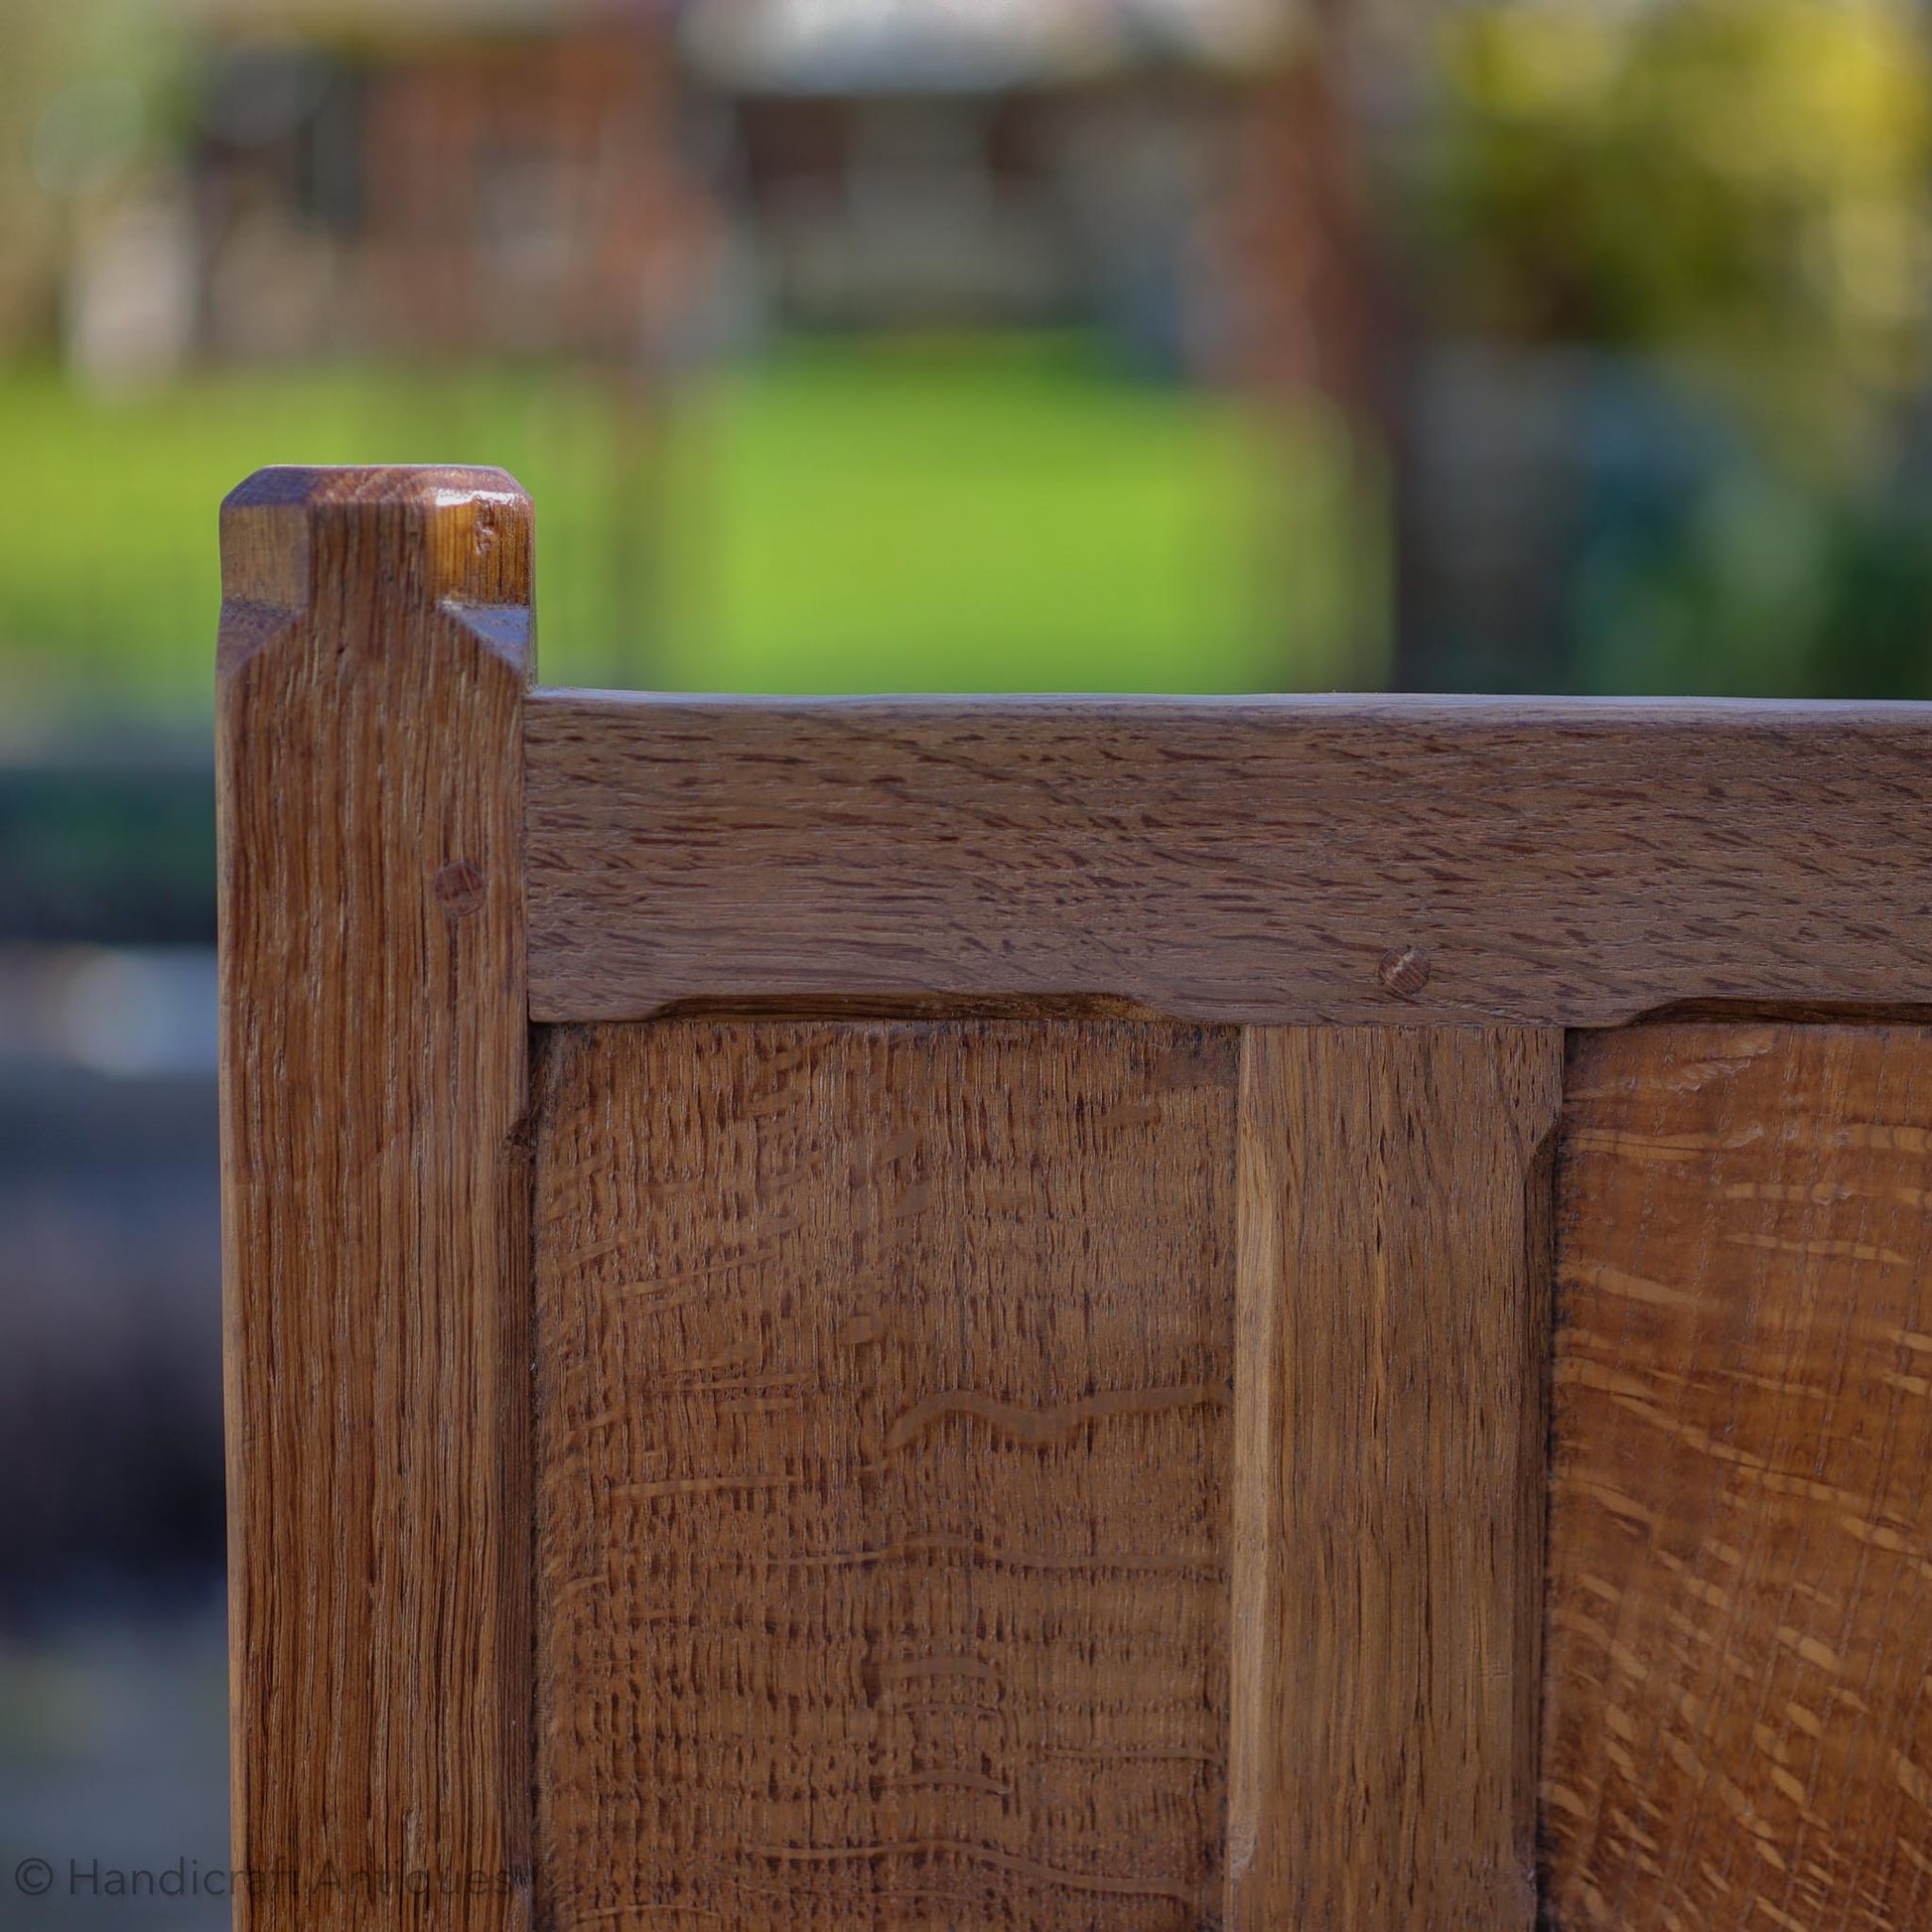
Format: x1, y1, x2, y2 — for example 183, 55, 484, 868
1219, 0, 1406, 686
1399, 0, 1932, 698
0, 0, 173, 353
1432, 0, 1932, 472
0, 6, 76, 345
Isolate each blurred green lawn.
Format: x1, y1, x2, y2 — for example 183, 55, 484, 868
0, 337, 1377, 726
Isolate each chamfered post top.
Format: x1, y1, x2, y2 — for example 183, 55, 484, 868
219, 464, 532, 626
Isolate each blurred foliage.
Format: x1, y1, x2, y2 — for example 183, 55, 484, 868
1566, 439, 1932, 696
0, 762, 215, 944
1433, 0, 1932, 465
1428, 0, 1932, 696
0, 0, 173, 345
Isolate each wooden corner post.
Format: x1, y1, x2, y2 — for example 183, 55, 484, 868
218, 469, 534, 1931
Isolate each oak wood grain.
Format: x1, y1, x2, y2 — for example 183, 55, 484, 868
523, 693, 1932, 1027
1228, 1026, 1562, 1931
1544, 1023, 1932, 1932
218, 467, 534, 1932
533, 1020, 1236, 1931
216, 461, 1932, 1932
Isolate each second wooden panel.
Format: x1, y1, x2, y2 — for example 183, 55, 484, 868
1545, 1023, 1932, 1931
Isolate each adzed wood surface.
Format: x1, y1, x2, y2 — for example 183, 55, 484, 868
218, 468, 534, 1932
1228, 1027, 1562, 1931
1544, 1023, 1932, 1932
534, 1020, 1237, 1930
522, 693, 1932, 1027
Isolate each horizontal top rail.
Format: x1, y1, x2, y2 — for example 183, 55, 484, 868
523, 690, 1932, 1028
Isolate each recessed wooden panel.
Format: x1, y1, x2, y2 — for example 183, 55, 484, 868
1544, 1023, 1932, 1932
1229, 1028, 1562, 1930
534, 1020, 1238, 1930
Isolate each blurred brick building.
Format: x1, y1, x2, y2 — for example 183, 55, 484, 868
681, 0, 1309, 380
181, 0, 715, 361
170, 0, 1352, 389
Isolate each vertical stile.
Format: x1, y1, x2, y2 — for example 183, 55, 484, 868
1229, 1027, 1562, 1930
218, 468, 534, 1932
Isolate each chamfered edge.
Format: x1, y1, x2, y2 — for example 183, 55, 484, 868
218, 465, 533, 680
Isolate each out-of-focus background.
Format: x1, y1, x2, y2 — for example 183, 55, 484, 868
5, 0, 1932, 1920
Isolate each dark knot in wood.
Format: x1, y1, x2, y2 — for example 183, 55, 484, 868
434, 860, 487, 919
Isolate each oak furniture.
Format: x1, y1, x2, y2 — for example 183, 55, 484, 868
219, 466, 1932, 1930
